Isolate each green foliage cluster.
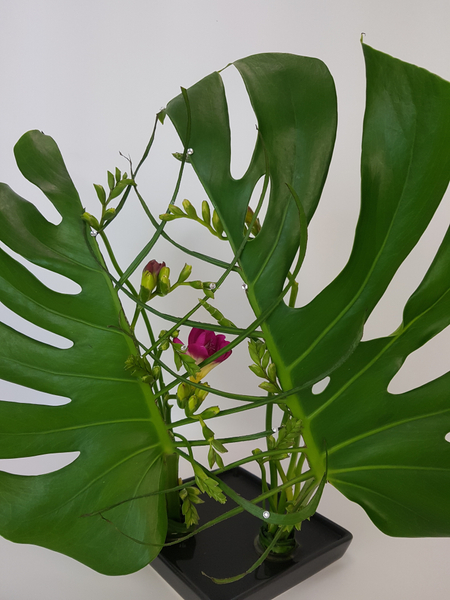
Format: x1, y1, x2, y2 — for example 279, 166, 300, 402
0, 43, 449, 580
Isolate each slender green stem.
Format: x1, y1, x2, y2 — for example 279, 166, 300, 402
145, 348, 271, 403
116, 91, 193, 290
117, 283, 264, 337
130, 306, 141, 331
133, 185, 237, 271
99, 231, 126, 279
286, 433, 301, 480
269, 461, 278, 511
139, 143, 270, 365
133, 113, 161, 178
166, 468, 314, 547
82, 451, 311, 520
99, 229, 166, 409
174, 429, 273, 447
169, 395, 281, 428
104, 113, 160, 227
293, 452, 307, 498
265, 401, 273, 434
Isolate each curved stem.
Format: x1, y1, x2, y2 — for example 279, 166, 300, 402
133, 184, 236, 271
116, 92, 193, 289
174, 429, 274, 447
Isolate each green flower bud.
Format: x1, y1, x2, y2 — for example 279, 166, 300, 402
195, 382, 210, 403
189, 280, 204, 290
259, 381, 279, 394
168, 204, 185, 217
182, 199, 197, 218
204, 287, 215, 300
81, 212, 101, 231
93, 184, 107, 205
159, 338, 170, 351
159, 213, 177, 221
212, 209, 224, 235
208, 445, 217, 469
159, 265, 170, 279
201, 200, 211, 225
214, 451, 225, 469
261, 350, 270, 371
267, 363, 277, 384
151, 365, 161, 380
248, 341, 261, 365
211, 438, 228, 454
141, 270, 156, 293
193, 463, 208, 481
157, 266, 171, 296
177, 382, 192, 409
245, 206, 262, 235
102, 207, 116, 225
201, 422, 215, 442
107, 170, 115, 190
249, 364, 266, 379
188, 395, 199, 414
177, 382, 192, 401
177, 263, 192, 284
200, 406, 220, 420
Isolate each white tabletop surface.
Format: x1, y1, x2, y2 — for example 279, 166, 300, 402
1, 478, 450, 600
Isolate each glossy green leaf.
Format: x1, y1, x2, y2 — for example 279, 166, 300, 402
0, 131, 174, 574
166, 46, 450, 536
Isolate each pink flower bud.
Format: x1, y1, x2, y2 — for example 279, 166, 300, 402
141, 260, 166, 293
144, 259, 166, 277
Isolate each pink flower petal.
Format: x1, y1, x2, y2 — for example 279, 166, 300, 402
188, 328, 203, 345
187, 343, 210, 363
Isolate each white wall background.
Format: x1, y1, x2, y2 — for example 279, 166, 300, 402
1, 1, 450, 599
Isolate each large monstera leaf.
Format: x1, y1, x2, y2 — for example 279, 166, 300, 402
166, 45, 450, 536
0, 131, 173, 574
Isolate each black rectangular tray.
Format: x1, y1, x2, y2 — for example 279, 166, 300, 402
152, 467, 352, 600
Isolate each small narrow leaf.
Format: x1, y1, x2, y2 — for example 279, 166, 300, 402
107, 170, 115, 190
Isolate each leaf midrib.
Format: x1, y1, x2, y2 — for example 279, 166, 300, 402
2, 354, 136, 384
1, 282, 128, 340
0, 418, 153, 438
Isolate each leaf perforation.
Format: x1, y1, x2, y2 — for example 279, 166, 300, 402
308, 272, 450, 422
31, 444, 163, 521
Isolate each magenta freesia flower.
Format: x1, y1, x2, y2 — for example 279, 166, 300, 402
188, 328, 232, 363
175, 328, 232, 381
